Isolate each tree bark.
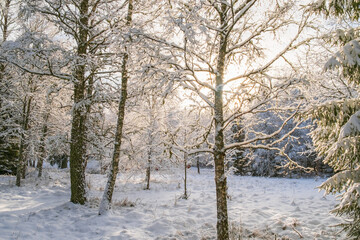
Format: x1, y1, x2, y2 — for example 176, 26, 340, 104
69, 0, 90, 204
213, 3, 229, 240
98, 51, 129, 213
98, 0, 133, 215
16, 94, 32, 186
69, 76, 87, 204
145, 141, 152, 190
197, 156, 200, 174
37, 109, 50, 177
16, 137, 25, 186
183, 151, 188, 199
1, 0, 10, 43
0, 0, 11, 171
145, 99, 155, 190
145, 153, 151, 190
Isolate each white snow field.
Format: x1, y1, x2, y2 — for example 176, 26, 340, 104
0, 167, 346, 240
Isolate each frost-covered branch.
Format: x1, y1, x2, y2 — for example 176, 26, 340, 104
225, 106, 300, 150
225, 14, 310, 85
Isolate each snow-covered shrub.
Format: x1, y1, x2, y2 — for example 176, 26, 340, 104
230, 107, 321, 177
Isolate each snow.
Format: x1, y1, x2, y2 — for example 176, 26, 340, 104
0, 168, 346, 239
325, 38, 360, 71
338, 110, 360, 140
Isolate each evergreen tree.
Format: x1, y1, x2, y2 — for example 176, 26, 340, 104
0, 0, 18, 175
308, 0, 360, 238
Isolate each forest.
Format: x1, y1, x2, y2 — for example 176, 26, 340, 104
0, 0, 359, 239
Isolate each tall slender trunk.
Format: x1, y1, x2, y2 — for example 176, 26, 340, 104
1, 0, 10, 42
145, 151, 151, 190
197, 156, 200, 174
37, 108, 50, 177
214, 3, 229, 240
16, 137, 25, 186
145, 133, 152, 190
98, 0, 133, 215
16, 95, 32, 186
183, 151, 188, 199
69, 0, 90, 204
0, 0, 11, 147
98, 51, 129, 213
145, 100, 155, 190
21, 151, 26, 178
0, 0, 10, 81
83, 70, 95, 172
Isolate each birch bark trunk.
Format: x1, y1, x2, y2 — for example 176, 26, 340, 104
98, 0, 133, 215
213, 3, 229, 240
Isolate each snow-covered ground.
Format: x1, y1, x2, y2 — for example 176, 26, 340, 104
0, 167, 346, 239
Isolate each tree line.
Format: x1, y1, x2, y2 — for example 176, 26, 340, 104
0, 0, 359, 239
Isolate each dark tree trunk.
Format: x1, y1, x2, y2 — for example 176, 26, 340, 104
16, 138, 25, 186
183, 152, 188, 199
16, 95, 32, 186
98, 50, 129, 213
21, 152, 26, 179
145, 157, 151, 190
60, 155, 68, 169
83, 71, 95, 172
69, 0, 90, 205
197, 156, 200, 174
69, 77, 88, 204
145, 148, 151, 190
98, 0, 133, 215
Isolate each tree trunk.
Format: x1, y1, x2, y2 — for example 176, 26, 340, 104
197, 156, 200, 174
145, 146, 152, 190
98, 0, 133, 215
1, 0, 10, 43
145, 156, 151, 190
213, 3, 229, 240
69, 78, 87, 204
98, 51, 129, 214
16, 138, 25, 186
183, 152, 188, 199
16, 95, 32, 186
21, 153, 26, 179
37, 111, 49, 177
21, 96, 32, 181
0, 0, 10, 86
83, 71, 95, 173
69, 0, 90, 205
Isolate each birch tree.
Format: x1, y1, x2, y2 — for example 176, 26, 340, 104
143, 1, 312, 238
137, 94, 168, 190
99, 0, 133, 215
36, 80, 68, 177
98, 0, 176, 213
15, 74, 36, 186
5, 0, 128, 203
